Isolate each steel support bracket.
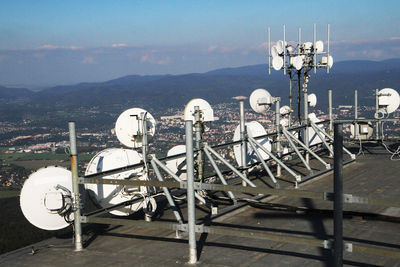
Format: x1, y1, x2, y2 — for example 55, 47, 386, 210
78, 177, 85, 184
344, 242, 353, 253
80, 216, 88, 223
343, 194, 368, 204
180, 181, 187, 189
323, 239, 333, 249
324, 192, 334, 201
195, 224, 205, 233
175, 223, 188, 232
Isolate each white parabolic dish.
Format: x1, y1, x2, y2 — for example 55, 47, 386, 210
308, 93, 317, 107
20, 166, 73, 230
315, 40, 324, 53
165, 145, 187, 180
115, 108, 156, 148
378, 88, 400, 114
85, 148, 145, 216
272, 56, 284, 70
184, 98, 214, 123
292, 56, 303, 70
233, 121, 271, 168
249, 88, 272, 113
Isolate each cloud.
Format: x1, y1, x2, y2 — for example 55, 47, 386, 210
111, 43, 128, 48
37, 44, 82, 50
208, 45, 218, 52
81, 56, 96, 64
140, 53, 172, 65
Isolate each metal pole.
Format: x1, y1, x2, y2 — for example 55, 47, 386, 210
268, 27, 271, 75
327, 24, 330, 74
194, 106, 203, 182
333, 123, 343, 266
289, 72, 293, 127
298, 27, 302, 46
240, 101, 247, 186
354, 90, 358, 140
329, 90, 334, 157
313, 23, 317, 74
375, 89, 379, 139
68, 122, 83, 252
275, 98, 281, 177
283, 24, 286, 75
185, 120, 197, 264
297, 71, 302, 123
303, 75, 309, 164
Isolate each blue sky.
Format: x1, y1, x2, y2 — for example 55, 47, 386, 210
0, 0, 399, 87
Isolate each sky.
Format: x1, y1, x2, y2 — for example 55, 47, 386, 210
0, 0, 399, 88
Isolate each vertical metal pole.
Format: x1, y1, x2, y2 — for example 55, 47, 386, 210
329, 90, 333, 157
297, 71, 302, 123
303, 78, 309, 164
275, 98, 281, 177
185, 120, 197, 264
240, 101, 247, 186
283, 24, 286, 75
68, 122, 83, 252
354, 90, 358, 140
333, 123, 343, 266
375, 89, 379, 139
327, 24, 330, 74
313, 23, 317, 74
141, 113, 152, 222
268, 27, 271, 75
298, 28, 302, 47
194, 106, 203, 181
289, 72, 293, 127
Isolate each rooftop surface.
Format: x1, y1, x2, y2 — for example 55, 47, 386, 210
1, 146, 400, 266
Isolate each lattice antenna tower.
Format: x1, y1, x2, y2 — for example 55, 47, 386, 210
267, 24, 332, 125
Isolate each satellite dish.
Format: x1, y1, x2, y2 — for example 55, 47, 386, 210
315, 40, 324, 53
321, 55, 334, 68
307, 113, 324, 146
308, 93, 317, 107
233, 121, 271, 169
115, 108, 156, 148
20, 166, 73, 230
184, 98, 214, 123
292, 56, 304, 70
271, 45, 279, 57
377, 88, 400, 114
85, 148, 146, 216
276, 40, 286, 54
272, 56, 284, 70
303, 42, 313, 53
286, 45, 294, 53
327, 55, 333, 68
249, 88, 273, 113
279, 105, 292, 116
165, 145, 187, 180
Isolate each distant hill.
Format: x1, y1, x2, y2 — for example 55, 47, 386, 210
0, 58, 399, 117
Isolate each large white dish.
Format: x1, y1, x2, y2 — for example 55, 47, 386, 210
315, 40, 324, 53
272, 56, 284, 70
378, 88, 400, 114
292, 56, 304, 70
115, 108, 156, 148
279, 105, 292, 116
165, 145, 187, 180
184, 98, 214, 123
20, 166, 73, 230
276, 40, 286, 54
85, 148, 145, 216
271, 45, 279, 57
233, 121, 271, 168
249, 89, 272, 113
308, 93, 317, 107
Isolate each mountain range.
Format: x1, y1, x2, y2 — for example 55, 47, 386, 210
1, 58, 400, 122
